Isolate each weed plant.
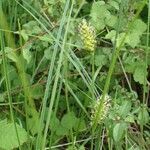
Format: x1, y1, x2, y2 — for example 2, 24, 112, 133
0, 0, 149, 150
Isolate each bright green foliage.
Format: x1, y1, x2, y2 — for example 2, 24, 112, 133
133, 64, 147, 85
137, 106, 149, 125
90, 1, 110, 30
113, 122, 127, 142
0, 0, 149, 149
23, 43, 32, 64
105, 19, 147, 48
30, 85, 44, 99
61, 111, 77, 130
0, 120, 27, 150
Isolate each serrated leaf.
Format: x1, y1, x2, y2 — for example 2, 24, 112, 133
108, 1, 119, 10
130, 19, 147, 35
0, 121, 27, 150
127, 32, 140, 48
94, 54, 107, 67
90, 1, 107, 21
105, 15, 117, 28
90, 1, 109, 30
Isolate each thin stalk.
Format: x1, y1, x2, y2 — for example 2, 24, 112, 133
143, 0, 150, 105
35, 0, 69, 148
142, 0, 150, 140
64, 39, 74, 144
49, 80, 63, 148
91, 51, 95, 150
1, 31, 21, 150
92, 52, 95, 99
0, 2, 37, 145
41, 1, 72, 149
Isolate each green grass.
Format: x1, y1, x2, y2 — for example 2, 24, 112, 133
0, 0, 149, 150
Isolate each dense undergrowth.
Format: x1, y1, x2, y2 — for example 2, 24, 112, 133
0, 0, 150, 150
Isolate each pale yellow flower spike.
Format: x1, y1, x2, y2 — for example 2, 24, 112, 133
91, 95, 111, 125
78, 19, 96, 52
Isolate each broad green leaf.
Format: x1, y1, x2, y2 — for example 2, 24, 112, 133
105, 31, 129, 47
28, 109, 39, 135
133, 63, 147, 84
0, 121, 27, 150
56, 125, 69, 136
94, 54, 107, 67
119, 100, 131, 118
4, 47, 18, 62
90, 1, 107, 21
137, 107, 149, 125
123, 53, 138, 73
49, 114, 60, 132
116, 33, 129, 48
126, 32, 140, 48
108, 1, 119, 10
130, 19, 147, 35
73, 118, 86, 132
90, 1, 109, 30
105, 30, 116, 43
113, 122, 127, 142
105, 15, 117, 28
31, 85, 44, 99
61, 111, 77, 130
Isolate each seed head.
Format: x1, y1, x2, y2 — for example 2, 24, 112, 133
78, 19, 96, 52
91, 95, 111, 125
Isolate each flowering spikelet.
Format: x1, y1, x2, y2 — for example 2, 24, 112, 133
78, 19, 96, 52
91, 95, 111, 125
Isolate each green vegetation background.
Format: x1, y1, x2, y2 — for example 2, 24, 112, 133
0, 0, 149, 150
